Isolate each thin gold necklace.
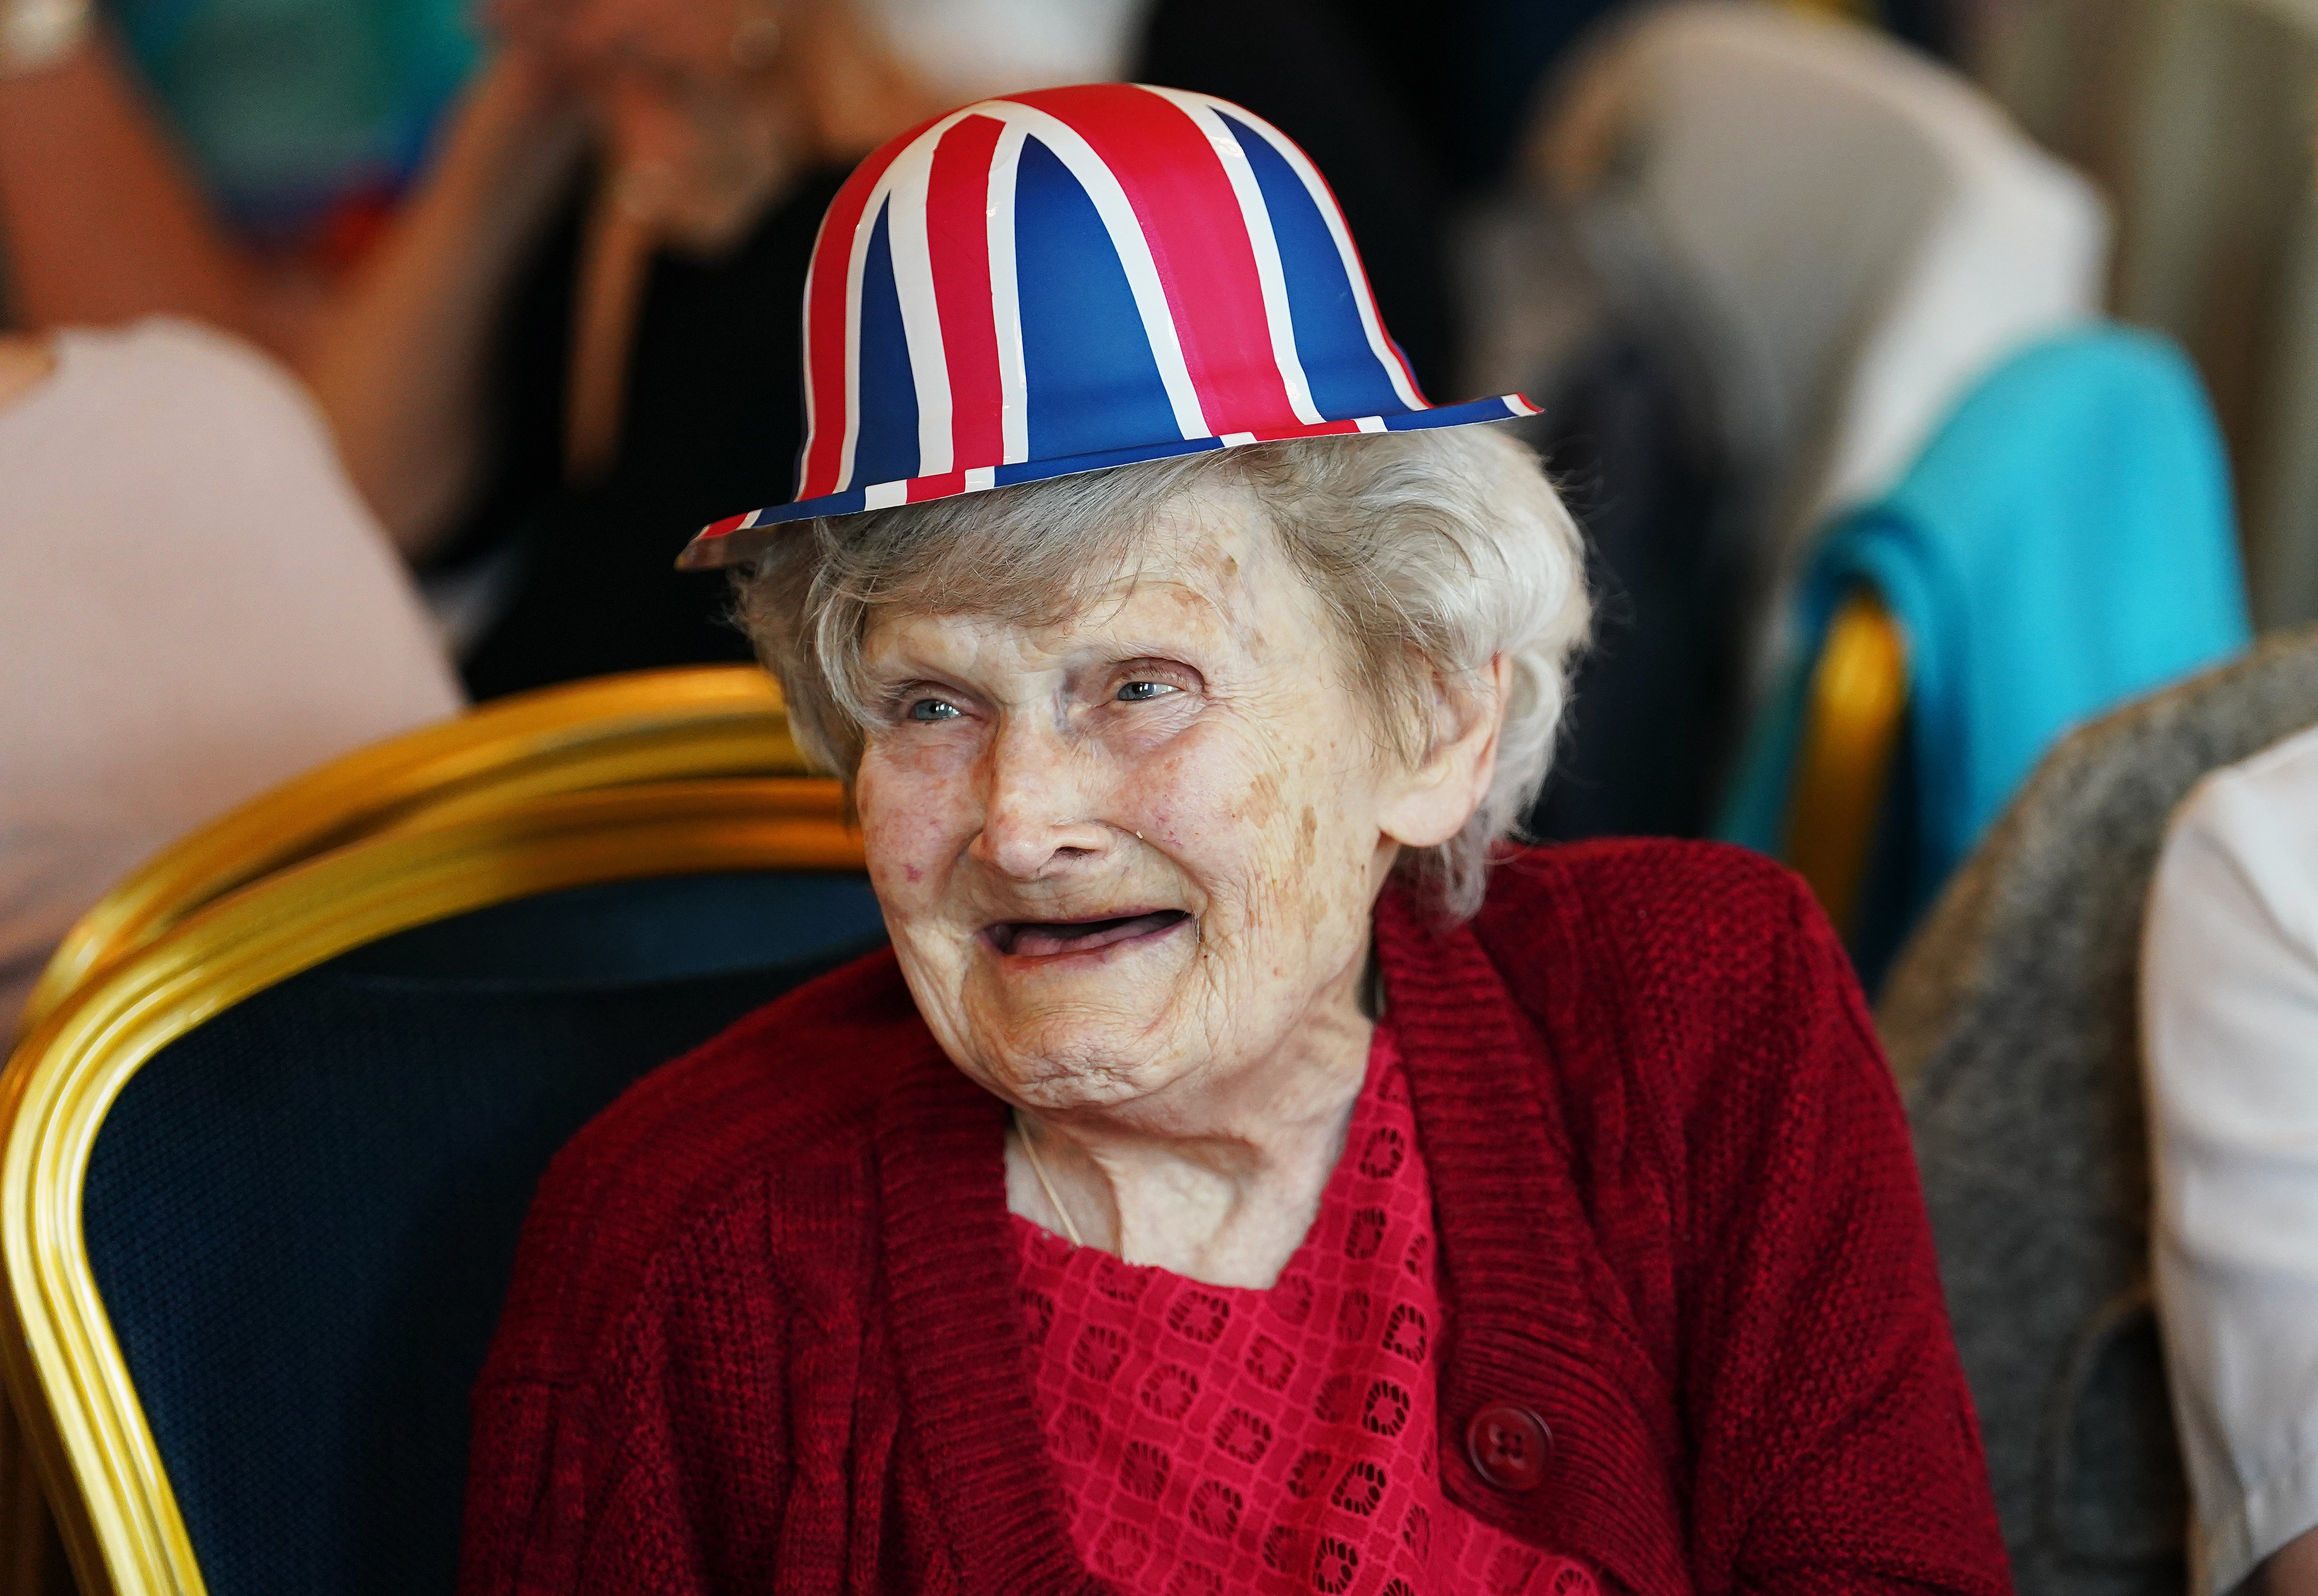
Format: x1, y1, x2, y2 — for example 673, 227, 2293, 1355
1013, 1110, 1086, 1249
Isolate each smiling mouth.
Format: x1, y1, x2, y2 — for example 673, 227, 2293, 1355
985, 910, 1192, 958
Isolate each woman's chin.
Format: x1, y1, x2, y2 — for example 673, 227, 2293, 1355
955, 973, 1198, 1107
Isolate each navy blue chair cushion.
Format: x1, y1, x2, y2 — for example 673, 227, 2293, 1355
80, 870, 887, 1596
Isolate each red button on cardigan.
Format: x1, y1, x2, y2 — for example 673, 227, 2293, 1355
1465, 1407, 1551, 1494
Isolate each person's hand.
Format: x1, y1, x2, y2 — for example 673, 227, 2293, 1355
593, 60, 799, 255
488, 0, 809, 255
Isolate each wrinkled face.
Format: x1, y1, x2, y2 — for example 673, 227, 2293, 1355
854, 496, 1417, 1121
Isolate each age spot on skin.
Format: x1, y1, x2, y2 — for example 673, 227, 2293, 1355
1242, 771, 1283, 826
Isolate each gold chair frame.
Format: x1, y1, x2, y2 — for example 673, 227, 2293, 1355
1786, 587, 1910, 936
18, 665, 815, 1041
0, 777, 863, 1596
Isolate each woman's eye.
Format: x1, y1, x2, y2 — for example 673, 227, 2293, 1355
906, 697, 963, 722
1115, 680, 1178, 703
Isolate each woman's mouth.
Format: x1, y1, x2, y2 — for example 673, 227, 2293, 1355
985, 910, 1191, 958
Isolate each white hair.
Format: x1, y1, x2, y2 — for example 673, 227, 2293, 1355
734, 425, 1590, 919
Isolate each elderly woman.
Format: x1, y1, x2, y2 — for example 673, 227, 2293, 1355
461, 85, 2008, 1596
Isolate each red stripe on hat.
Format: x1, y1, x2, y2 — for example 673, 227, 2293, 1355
1251, 418, 1362, 442
924, 115, 1008, 476
797, 119, 932, 501
907, 470, 967, 503
1025, 84, 1304, 437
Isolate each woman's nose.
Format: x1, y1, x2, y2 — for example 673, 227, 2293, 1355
972, 719, 1111, 879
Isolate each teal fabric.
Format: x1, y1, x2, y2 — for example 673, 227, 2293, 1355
113, 0, 479, 236
1719, 328, 2251, 968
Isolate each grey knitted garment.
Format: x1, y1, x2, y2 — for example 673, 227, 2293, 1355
1879, 625, 2318, 1596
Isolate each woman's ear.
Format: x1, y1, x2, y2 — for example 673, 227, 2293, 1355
1377, 654, 1512, 850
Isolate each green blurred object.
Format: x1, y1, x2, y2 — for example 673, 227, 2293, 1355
112, 0, 480, 241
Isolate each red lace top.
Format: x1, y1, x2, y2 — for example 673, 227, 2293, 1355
1013, 1024, 1600, 1596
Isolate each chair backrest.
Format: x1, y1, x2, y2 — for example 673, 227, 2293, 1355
1538, 0, 2103, 524
1784, 586, 1909, 935
1878, 624, 2318, 1596
0, 779, 876, 1596
1530, 0, 2104, 682
18, 666, 808, 1040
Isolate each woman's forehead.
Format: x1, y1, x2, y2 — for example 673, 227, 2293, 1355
863, 510, 1317, 664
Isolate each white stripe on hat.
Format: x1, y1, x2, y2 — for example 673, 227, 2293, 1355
987, 120, 1032, 467
835, 196, 877, 494
884, 116, 970, 479
981, 97, 1211, 442
1141, 86, 1324, 428
1194, 95, 1425, 415
841, 110, 978, 489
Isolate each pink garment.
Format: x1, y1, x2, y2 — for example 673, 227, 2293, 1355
0, 320, 461, 1033
1014, 1025, 1600, 1596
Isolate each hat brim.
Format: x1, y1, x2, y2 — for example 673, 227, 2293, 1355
675, 393, 1540, 571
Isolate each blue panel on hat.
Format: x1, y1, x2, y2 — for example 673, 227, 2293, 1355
1014, 137, 1182, 461
1221, 111, 1415, 422
848, 199, 920, 490
990, 435, 1222, 489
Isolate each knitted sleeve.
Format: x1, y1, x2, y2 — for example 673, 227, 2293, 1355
1478, 840, 2010, 1594
1648, 850, 2010, 1594
458, 1369, 719, 1594
454, 951, 908, 1596
458, 1207, 805, 1596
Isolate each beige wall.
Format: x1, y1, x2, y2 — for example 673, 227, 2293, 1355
1976, 0, 2318, 629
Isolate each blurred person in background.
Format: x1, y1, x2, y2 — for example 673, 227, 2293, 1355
0, 318, 462, 1040
0, 0, 1448, 699
2145, 723, 2318, 1596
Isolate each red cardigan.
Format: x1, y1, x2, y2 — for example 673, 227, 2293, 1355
459, 840, 2011, 1596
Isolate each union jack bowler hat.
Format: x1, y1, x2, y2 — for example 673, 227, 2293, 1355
677, 82, 1539, 570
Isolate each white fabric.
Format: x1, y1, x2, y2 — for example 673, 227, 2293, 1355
1533, 1, 2109, 664
858, 0, 1154, 108
2145, 718, 2318, 1596
0, 319, 462, 1036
